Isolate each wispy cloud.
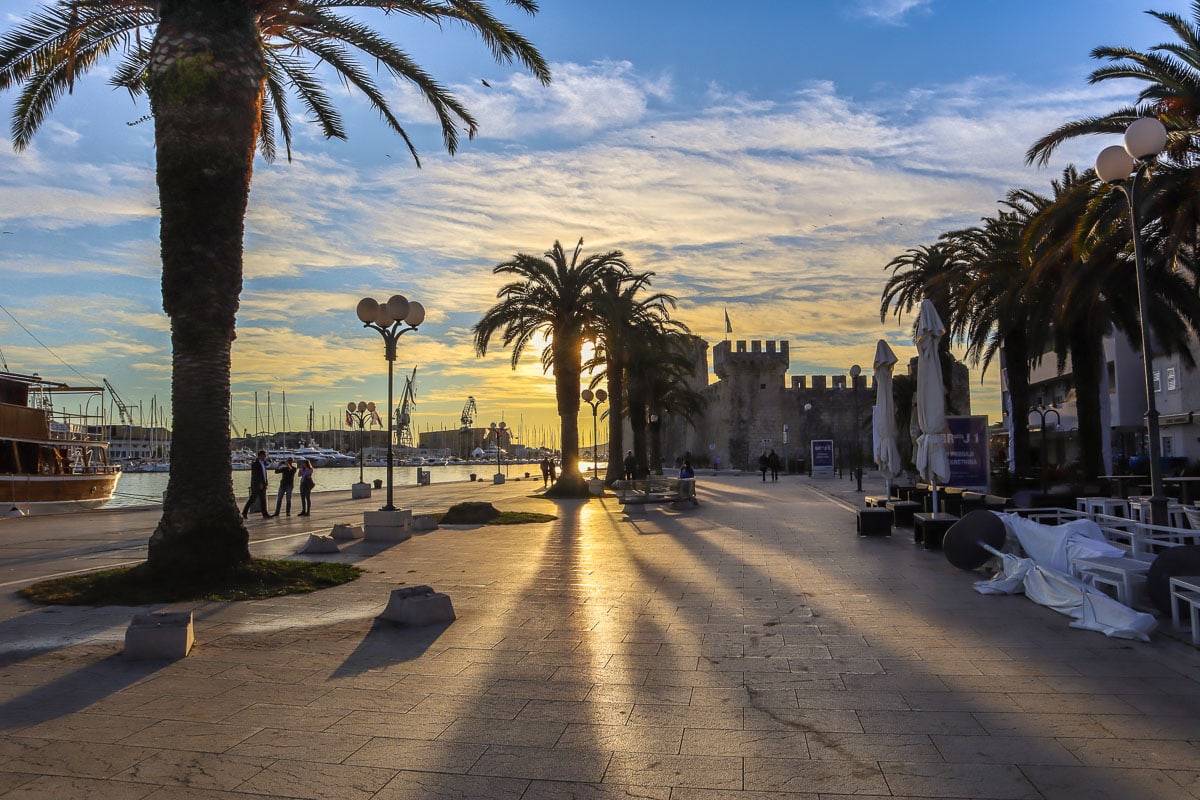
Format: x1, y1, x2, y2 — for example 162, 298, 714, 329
852, 0, 933, 25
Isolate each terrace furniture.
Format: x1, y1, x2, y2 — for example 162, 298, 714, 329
1169, 576, 1200, 646
913, 512, 959, 551
886, 500, 921, 527
857, 507, 893, 537
1071, 556, 1151, 608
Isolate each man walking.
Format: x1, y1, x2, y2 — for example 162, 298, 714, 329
241, 450, 271, 519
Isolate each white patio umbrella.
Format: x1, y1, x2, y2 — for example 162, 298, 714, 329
872, 339, 902, 496
915, 299, 951, 513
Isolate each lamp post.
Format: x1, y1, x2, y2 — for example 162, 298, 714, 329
345, 401, 377, 486
782, 424, 789, 474
850, 365, 863, 492
803, 403, 813, 476
1095, 116, 1169, 527
355, 294, 425, 512
1028, 403, 1060, 495
488, 421, 507, 482
581, 388, 608, 479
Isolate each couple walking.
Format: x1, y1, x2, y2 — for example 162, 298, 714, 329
241, 451, 316, 518
759, 449, 781, 482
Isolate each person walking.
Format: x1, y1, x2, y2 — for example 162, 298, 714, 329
540, 455, 552, 487
272, 457, 297, 516
297, 459, 316, 516
759, 451, 769, 482
241, 450, 271, 519
767, 449, 781, 482
623, 450, 637, 481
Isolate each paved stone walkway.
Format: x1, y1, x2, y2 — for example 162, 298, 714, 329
1, 474, 1199, 799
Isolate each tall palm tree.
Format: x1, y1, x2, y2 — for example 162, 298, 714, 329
473, 239, 630, 497
879, 241, 971, 414
948, 191, 1045, 479
586, 270, 679, 485
0, 1, 548, 576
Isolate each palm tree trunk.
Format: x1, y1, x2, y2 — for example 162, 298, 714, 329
1069, 328, 1105, 483
549, 336, 587, 495
603, 354, 624, 486
145, 0, 263, 575
1004, 331, 1034, 477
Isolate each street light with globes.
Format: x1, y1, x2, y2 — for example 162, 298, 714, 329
345, 401, 378, 487
581, 388, 608, 480
355, 294, 425, 512
1094, 116, 1168, 527
488, 421, 508, 482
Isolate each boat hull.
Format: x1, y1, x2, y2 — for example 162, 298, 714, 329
2, 472, 121, 515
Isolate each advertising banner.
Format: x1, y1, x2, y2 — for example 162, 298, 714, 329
811, 439, 835, 476
947, 415, 989, 490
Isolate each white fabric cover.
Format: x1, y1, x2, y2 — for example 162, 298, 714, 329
997, 512, 1126, 574
974, 512, 1157, 641
872, 339, 902, 485
915, 300, 950, 487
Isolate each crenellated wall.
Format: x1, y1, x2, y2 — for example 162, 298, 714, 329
671, 339, 971, 473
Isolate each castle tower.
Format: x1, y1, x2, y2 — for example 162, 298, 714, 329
711, 340, 789, 470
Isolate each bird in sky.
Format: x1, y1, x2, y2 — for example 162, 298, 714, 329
481, 79, 491, 88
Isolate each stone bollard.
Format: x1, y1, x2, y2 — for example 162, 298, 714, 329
378, 585, 455, 626
412, 514, 439, 532
363, 509, 412, 542
124, 611, 194, 660
298, 533, 339, 553
330, 522, 364, 540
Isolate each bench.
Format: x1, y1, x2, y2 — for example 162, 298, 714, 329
614, 477, 699, 508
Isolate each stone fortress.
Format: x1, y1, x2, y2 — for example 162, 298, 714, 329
663, 337, 971, 473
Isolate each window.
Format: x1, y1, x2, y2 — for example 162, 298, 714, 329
1153, 370, 1161, 393
1167, 367, 1177, 391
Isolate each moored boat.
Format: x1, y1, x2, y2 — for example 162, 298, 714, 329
1, 371, 121, 515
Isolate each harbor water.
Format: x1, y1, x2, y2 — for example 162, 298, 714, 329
108, 461, 595, 509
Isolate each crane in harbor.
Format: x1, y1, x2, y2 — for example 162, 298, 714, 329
458, 396, 478, 459
460, 396, 477, 430
103, 379, 136, 425
395, 366, 417, 449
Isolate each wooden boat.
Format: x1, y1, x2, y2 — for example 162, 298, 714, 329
1, 371, 121, 515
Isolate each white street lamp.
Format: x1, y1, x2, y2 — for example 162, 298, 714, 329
356, 294, 425, 511
581, 388, 608, 479
850, 365, 863, 492
1095, 116, 1168, 526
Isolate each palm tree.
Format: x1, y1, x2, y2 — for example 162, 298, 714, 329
644, 334, 707, 475
1027, 3, 1200, 167
586, 270, 680, 485
947, 191, 1045, 479
879, 242, 971, 414
0, 1, 548, 576
473, 239, 630, 497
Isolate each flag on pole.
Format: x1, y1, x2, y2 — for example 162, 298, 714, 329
724, 308, 732, 335
345, 410, 352, 426
370, 409, 382, 426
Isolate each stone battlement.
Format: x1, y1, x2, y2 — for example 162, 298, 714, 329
790, 375, 871, 390
712, 340, 790, 372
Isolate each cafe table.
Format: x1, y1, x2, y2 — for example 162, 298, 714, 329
1099, 474, 1141, 499
1165, 476, 1200, 505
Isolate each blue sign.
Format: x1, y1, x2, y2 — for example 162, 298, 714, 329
811, 439, 834, 475
947, 415, 989, 489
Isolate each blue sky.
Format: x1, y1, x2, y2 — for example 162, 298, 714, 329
0, 0, 1193, 444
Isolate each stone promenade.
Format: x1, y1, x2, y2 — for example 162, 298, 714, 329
1, 473, 1199, 799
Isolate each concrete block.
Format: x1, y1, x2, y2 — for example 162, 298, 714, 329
493, 473, 505, 485
298, 533, 339, 554
363, 509, 412, 542
378, 585, 455, 626
124, 611, 194, 660
351, 482, 373, 499
330, 522, 364, 540
412, 514, 439, 532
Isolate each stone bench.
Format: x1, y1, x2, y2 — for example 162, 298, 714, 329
614, 478, 698, 508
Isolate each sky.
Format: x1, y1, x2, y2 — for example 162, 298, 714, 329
0, 0, 1194, 447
